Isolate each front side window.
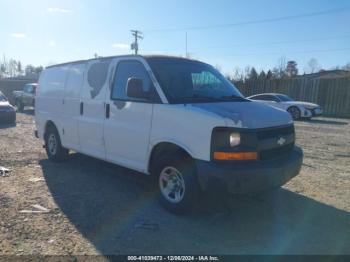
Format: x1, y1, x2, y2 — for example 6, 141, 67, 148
146, 58, 244, 104
111, 60, 155, 102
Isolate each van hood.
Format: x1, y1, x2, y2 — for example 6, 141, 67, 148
191, 101, 293, 129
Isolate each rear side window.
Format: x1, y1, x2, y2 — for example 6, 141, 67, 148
65, 63, 86, 98
111, 60, 155, 102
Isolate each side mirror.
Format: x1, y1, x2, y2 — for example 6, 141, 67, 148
126, 77, 150, 99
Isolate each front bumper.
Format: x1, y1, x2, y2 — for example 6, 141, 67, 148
0, 111, 16, 124
310, 108, 323, 117
196, 146, 303, 194
302, 108, 323, 118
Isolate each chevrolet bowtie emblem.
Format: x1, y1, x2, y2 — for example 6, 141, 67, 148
277, 137, 286, 146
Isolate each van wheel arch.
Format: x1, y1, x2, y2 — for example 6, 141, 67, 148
44, 120, 58, 139
148, 142, 193, 175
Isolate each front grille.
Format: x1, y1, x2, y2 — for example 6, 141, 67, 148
256, 125, 294, 140
257, 125, 295, 160
260, 143, 294, 160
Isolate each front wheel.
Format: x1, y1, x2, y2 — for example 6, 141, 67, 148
155, 155, 200, 214
45, 126, 69, 162
287, 106, 301, 120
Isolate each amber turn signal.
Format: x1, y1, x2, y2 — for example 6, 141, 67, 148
213, 151, 258, 160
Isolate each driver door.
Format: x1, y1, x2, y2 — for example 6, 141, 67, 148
104, 59, 158, 173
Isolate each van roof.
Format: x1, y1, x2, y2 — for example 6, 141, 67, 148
46, 55, 199, 69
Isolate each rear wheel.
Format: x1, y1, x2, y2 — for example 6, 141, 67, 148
287, 106, 301, 120
45, 126, 69, 162
154, 155, 200, 214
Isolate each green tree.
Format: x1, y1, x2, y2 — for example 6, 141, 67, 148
285, 61, 298, 77
266, 70, 273, 79
249, 67, 258, 80
17, 61, 23, 75
259, 70, 266, 79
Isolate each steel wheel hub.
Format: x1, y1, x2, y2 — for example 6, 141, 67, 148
159, 166, 185, 203
48, 134, 57, 155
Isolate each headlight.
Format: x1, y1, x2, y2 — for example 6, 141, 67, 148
304, 105, 316, 110
230, 132, 241, 147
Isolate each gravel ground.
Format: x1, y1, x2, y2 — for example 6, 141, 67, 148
0, 110, 349, 255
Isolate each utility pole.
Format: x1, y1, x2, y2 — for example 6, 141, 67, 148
130, 30, 143, 55
185, 32, 188, 58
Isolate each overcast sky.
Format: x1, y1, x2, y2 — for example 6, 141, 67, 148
1, 0, 349, 75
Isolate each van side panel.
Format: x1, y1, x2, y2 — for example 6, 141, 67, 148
61, 63, 86, 150
36, 66, 69, 139
77, 59, 112, 159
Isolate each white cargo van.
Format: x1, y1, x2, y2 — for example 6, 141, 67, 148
35, 55, 303, 213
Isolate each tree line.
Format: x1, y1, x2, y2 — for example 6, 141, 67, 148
0, 56, 43, 79
228, 57, 350, 82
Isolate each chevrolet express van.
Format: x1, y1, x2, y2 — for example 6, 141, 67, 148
35, 55, 303, 213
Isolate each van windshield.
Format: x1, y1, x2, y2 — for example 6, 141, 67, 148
146, 57, 245, 104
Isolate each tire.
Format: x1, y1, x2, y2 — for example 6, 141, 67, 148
44, 126, 69, 162
16, 100, 24, 112
154, 154, 200, 214
287, 106, 301, 120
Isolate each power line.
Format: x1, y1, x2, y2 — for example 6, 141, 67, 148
144, 7, 350, 33
204, 34, 350, 50
223, 47, 350, 57
141, 34, 350, 53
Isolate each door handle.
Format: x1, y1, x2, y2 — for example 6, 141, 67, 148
106, 103, 110, 119
80, 102, 84, 115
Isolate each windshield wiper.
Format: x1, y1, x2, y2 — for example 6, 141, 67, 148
181, 94, 224, 101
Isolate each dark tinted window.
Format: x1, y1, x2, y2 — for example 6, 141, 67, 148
111, 60, 154, 102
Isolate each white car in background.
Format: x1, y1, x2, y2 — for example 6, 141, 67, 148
248, 93, 323, 120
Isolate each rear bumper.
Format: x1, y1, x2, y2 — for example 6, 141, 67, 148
196, 146, 303, 194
